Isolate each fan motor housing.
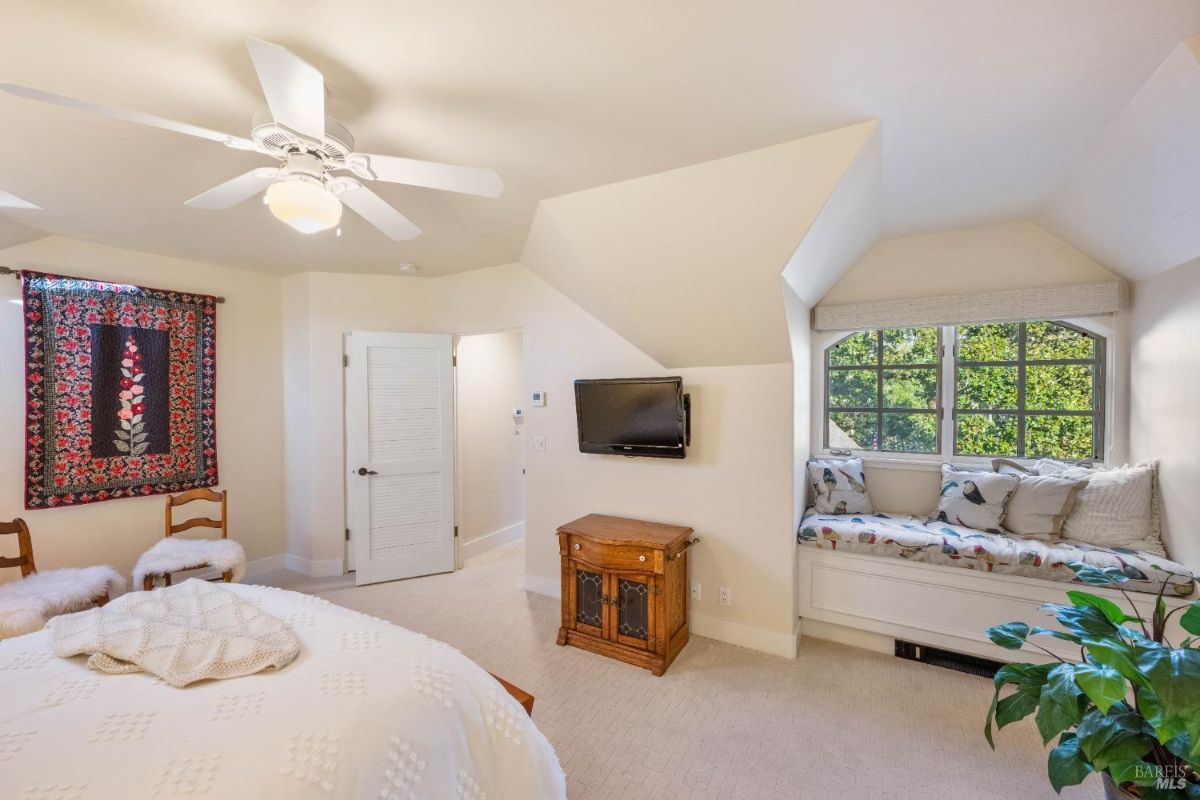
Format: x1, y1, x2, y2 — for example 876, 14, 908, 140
249, 107, 355, 165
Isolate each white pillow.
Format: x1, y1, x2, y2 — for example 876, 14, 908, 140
1032, 459, 1163, 556
808, 458, 873, 515
992, 459, 1088, 541
929, 464, 1018, 533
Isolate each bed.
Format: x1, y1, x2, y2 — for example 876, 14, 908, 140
0, 582, 566, 799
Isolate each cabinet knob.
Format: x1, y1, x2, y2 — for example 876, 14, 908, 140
574, 543, 581, 550
639, 554, 646, 562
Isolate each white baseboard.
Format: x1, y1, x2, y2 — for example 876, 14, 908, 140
524, 573, 560, 598
284, 553, 345, 578
798, 617, 894, 656
462, 521, 524, 561
245, 554, 285, 579
689, 612, 800, 659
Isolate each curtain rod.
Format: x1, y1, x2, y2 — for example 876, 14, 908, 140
0, 266, 226, 303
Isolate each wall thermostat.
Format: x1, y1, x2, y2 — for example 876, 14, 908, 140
531, 390, 546, 407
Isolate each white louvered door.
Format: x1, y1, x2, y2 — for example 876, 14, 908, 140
346, 332, 455, 585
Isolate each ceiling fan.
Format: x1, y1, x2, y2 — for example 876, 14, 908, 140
0, 190, 40, 210
0, 38, 502, 240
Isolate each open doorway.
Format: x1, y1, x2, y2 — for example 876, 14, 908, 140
454, 330, 526, 566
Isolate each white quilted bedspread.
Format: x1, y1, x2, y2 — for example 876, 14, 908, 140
0, 583, 566, 799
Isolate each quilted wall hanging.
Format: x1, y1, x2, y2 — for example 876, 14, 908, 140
22, 270, 218, 508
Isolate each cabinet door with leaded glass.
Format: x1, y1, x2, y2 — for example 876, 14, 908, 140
610, 572, 657, 652
569, 563, 606, 637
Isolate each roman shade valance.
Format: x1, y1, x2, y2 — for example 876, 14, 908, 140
811, 280, 1127, 332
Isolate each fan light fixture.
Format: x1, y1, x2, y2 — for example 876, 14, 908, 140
264, 175, 342, 234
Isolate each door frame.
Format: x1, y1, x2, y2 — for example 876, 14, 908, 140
450, 327, 525, 569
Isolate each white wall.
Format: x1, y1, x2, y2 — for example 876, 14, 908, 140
0, 236, 285, 582
455, 330, 525, 557
281, 263, 799, 653
1130, 257, 1200, 570
811, 222, 1129, 515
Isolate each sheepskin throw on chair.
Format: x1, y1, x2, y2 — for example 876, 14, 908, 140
21, 270, 218, 508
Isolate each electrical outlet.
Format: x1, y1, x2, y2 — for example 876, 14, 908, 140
719, 586, 732, 607
690, 582, 701, 602
532, 435, 547, 452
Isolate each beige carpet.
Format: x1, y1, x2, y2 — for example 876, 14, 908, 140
261, 541, 1093, 799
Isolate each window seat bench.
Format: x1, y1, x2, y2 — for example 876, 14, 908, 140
796, 510, 1196, 661
799, 510, 1195, 597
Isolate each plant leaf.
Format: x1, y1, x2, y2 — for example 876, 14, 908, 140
995, 685, 1041, 730
1135, 648, 1200, 759
1074, 708, 1153, 770
1106, 759, 1160, 788
1180, 603, 1200, 637
113, 440, 130, 453
1137, 685, 1185, 744
1067, 591, 1127, 626
987, 622, 1031, 650
1073, 663, 1126, 714
1036, 663, 1084, 744
1054, 605, 1118, 639
1031, 626, 1083, 645
131, 442, 148, 456
1047, 733, 1093, 793
1084, 640, 1150, 688
1069, 562, 1130, 586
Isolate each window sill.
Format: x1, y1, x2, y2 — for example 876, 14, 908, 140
816, 452, 1104, 472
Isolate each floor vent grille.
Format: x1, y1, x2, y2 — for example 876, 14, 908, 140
894, 640, 1002, 678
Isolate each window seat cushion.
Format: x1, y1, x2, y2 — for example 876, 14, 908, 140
798, 509, 1196, 598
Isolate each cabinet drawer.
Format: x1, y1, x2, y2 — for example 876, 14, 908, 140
569, 537, 661, 573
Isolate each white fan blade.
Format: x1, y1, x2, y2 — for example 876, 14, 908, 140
0, 190, 40, 210
346, 153, 503, 198
245, 38, 325, 143
0, 83, 256, 150
186, 168, 278, 209
337, 181, 422, 240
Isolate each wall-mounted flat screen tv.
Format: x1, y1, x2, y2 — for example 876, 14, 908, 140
574, 377, 689, 459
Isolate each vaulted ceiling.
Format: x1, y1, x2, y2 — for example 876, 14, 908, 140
2, 1, 1197, 277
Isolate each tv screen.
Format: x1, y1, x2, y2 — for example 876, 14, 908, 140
574, 377, 687, 458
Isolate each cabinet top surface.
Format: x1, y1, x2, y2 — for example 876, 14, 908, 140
557, 514, 693, 548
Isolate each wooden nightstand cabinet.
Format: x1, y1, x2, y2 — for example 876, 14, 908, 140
555, 514, 696, 676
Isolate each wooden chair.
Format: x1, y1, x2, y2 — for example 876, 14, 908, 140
135, 489, 245, 591
0, 518, 123, 639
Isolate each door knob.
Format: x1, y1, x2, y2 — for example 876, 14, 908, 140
356, 467, 378, 476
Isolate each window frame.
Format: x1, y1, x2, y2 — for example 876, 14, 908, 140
819, 320, 1108, 465
950, 321, 1106, 461
822, 328, 944, 456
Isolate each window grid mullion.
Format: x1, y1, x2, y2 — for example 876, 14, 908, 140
1016, 321, 1027, 457
875, 331, 883, 452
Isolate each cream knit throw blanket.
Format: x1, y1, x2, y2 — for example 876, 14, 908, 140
48, 579, 300, 687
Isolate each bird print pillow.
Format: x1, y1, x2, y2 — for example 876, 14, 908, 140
808, 458, 874, 515
929, 464, 1019, 533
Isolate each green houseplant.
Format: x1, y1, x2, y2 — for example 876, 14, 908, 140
984, 563, 1200, 798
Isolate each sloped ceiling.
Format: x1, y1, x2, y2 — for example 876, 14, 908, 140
1, 2, 1196, 275
520, 121, 879, 368
1043, 37, 1200, 280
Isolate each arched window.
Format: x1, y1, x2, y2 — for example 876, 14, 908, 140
824, 321, 1105, 460
953, 321, 1104, 460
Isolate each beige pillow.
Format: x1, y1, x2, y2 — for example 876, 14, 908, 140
1031, 459, 1163, 556
991, 459, 1088, 541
